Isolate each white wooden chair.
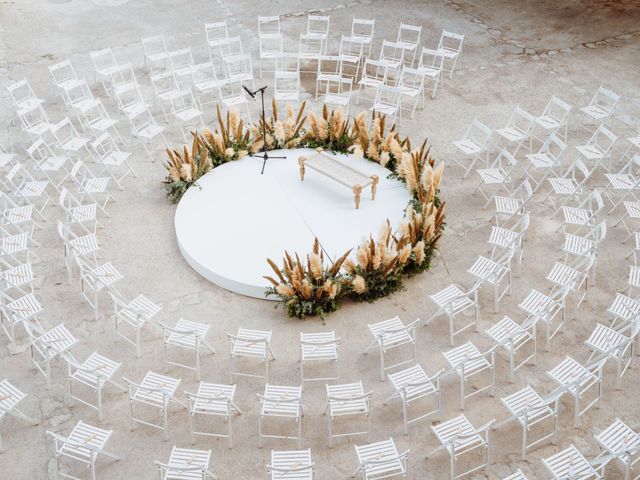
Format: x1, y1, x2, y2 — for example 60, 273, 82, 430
273, 71, 300, 109
219, 79, 252, 123
306, 15, 330, 53
615, 201, 640, 241
0, 258, 38, 299
299, 331, 340, 384
224, 51, 254, 88
66, 351, 125, 421
357, 59, 388, 105
258, 384, 303, 448
26, 138, 69, 194
114, 82, 147, 119
351, 18, 375, 58
205, 21, 230, 64
155, 446, 216, 480
585, 322, 639, 388
604, 153, 640, 214
416, 47, 444, 98
437, 30, 464, 79
339, 35, 364, 80
161, 318, 215, 380
574, 124, 618, 173
430, 414, 494, 480
474, 148, 518, 207
0, 225, 40, 268
48, 59, 82, 96
562, 221, 607, 283
150, 70, 181, 121
16, 104, 53, 142
191, 62, 221, 106
450, 118, 493, 178
518, 283, 572, 351
69, 161, 113, 217
396, 23, 422, 66
0, 291, 43, 348
353, 438, 408, 480
608, 292, 640, 332
502, 470, 529, 480
542, 444, 604, 480
546, 251, 596, 309
124, 371, 185, 440
0, 379, 35, 452
227, 327, 275, 381
127, 108, 168, 159
61, 80, 101, 124
484, 315, 536, 382
109, 63, 140, 100
47, 421, 118, 480
315, 54, 343, 100
49, 117, 93, 159
170, 89, 204, 142
268, 449, 315, 479
75, 254, 123, 321
594, 418, 640, 480
59, 188, 100, 234
30, 323, 78, 387
109, 290, 161, 358
186, 381, 241, 448
494, 106, 536, 156
492, 179, 534, 227
168, 48, 196, 86
370, 85, 402, 125
385, 364, 443, 434
497, 385, 562, 460
576, 85, 620, 131
57, 221, 101, 280
547, 356, 605, 427
378, 40, 404, 77
325, 381, 372, 447
558, 189, 604, 235
397, 67, 426, 118
142, 34, 171, 72
467, 247, 515, 312
364, 316, 418, 381
322, 77, 352, 117
532, 95, 572, 143
258, 33, 283, 78
90, 47, 123, 92
442, 341, 496, 410
5, 162, 52, 219
0, 189, 41, 236
522, 132, 567, 193
426, 282, 480, 346
7, 79, 44, 113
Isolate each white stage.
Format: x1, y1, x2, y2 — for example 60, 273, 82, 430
174, 148, 411, 299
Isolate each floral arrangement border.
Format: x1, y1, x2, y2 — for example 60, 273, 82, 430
164, 102, 446, 319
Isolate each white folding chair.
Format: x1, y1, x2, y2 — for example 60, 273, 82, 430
437, 30, 464, 79
397, 67, 426, 118
306, 15, 330, 53
127, 108, 168, 159
532, 95, 572, 143
316, 55, 343, 100
325, 381, 372, 447
161, 318, 215, 380
224, 51, 254, 88
497, 385, 562, 459
16, 104, 52, 139
442, 341, 496, 410
5, 162, 52, 219
544, 158, 593, 214
57, 220, 100, 281
450, 118, 493, 178
0, 189, 40, 238
258, 384, 303, 448
594, 418, 640, 480
258, 33, 283, 78
492, 179, 534, 227
47, 421, 118, 480
396, 23, 422, 66
502, 470, 529, 480
227, 327, 275, 381
186, 381, 241, 448
273, 71, 300, 108
123, 371, 185, 440
191, 62, 222, 106
522, 132, 567, 193
546, 251, 596, 309
547, 356, 605, 427
576, 85, 620, 131
75, 254, 123, 320
562, 221, 607, 282
351, 18, 375, 58
69, 161, 113, 217
48, 59, 82, 96
518, 283, 572, 352
353, 438, 408, 480
416, 48, 444, 98
219, 79, 252, 123
26, 137, 69, 193
0, 379, 35, 452
467, 247, 515, 312
109, 290, 161, 358
90, 132, 135, 190
49, 117, 93, 159
30, 323, 78, 387
585, 322, 639, 388
431, 414, 494, 480
322, 76, 352, 116
426, 281, 480, 346
339, 35, 363, 80
155, 447, 215, 480
558, 188, 604, 235
370, 85, 402, 125
299, 331, 340, 384
168, 48, 196, 86
575, 124, 619, 173
62, 80, 101, 122
542, 444, 604, 480
90, 47, 123, 92
7, 79, 44, 113
364, 316, 417, 381
356, 59, 388, 105
142, 34, 171, 72
150, 70, 182, 121
268, 449, 315, 480
114, 82, 147, 119
66, 351, 125, 421
170, 89, 205, 142
378, 41, 405, 84
604, 153, 640, 214
0, 291, 43, 348
385, 364, 443, 434
485, 315, 537, 382
205, 21, 230, 64
493, 106, 536, 156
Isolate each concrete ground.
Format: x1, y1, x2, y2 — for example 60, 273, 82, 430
1, 0, 640, 478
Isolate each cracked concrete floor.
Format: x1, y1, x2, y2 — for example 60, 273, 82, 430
1, 0, 640, 478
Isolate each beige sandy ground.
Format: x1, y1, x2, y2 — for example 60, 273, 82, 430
0, 0, 639, 478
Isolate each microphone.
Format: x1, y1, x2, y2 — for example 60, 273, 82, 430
242, 85, 256, 99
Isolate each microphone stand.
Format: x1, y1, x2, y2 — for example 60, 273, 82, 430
243, 85, 286, 174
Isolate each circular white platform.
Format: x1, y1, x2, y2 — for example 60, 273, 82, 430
175, 148, 412, 299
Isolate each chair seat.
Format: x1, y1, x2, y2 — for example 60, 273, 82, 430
69, 233, 100, 256
606, 173, 637, 190
300, 332, 338, 361
496, 126, 525, 142
102, 151, 131, 167
494, 196, 522, 215
595, 419, 640, 466
6, 292, 43, 320
231, 327, 271, 358
542, 444, 599, 480
138, 124, 165, 140
370, 103, 397, 116
518, 289, 554, 317
81, 177, 110, 194
585, 323, 627, 356
59, 421, 112, 460
629, 265, 640, 288
561, 206, 592, 226
548, 177, 578, 195
71, 98, 101, 114
576, 144, 605, 161
2, 262, 35, 288
132, 371, 180, 406
607, 293, 640, 322
443, 341, 490, 376
416, 66, 440, 78
165, 447, 211, 478
430, 284, 474, 315
38, 155, 67, 172
432, 414, 484, 453
477, 168, 507, 184
124, 294, 161, 324
467, 255, 507, 285
166, 318, 210, 349
624, 201, 640, 219
453, 139, 484, 155
0, 379, 27, 416
355, 438, 406, 478
270, 449, 313, 480
261, 384, 302, 417
367, 317, 412, 350
580, 105, 611, 120
61, 137, 89, 152
536, 115, 561, 130
324, 93, 349, 107
175, 108, 202, 122
547, 356, 596, 390
68, 203, 98, 223
192, 382, 236, 414
18, 181, 48, 197
4, 205, 34, 224
546, 262, 579, 288
36, 324, 78, 357
489, 226, 518, 249
92, 262, 123, 289
1, 232, 29, 254
326, 382, 368, 416
501, 385, 552, 426
485, 316, 530, 348
71, 352, 121, 388
526, 152, 555, 169
388, 364, 436, 402
562, 233, 594, 257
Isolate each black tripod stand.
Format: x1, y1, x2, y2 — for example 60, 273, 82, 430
243, 85, 286, 174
